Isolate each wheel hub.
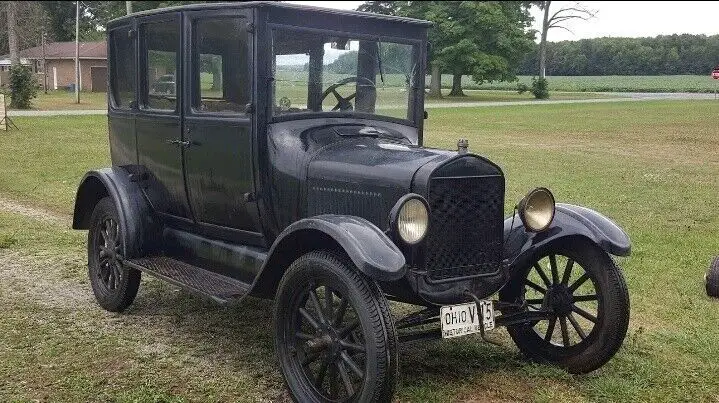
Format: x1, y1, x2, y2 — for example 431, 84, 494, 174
545, 284, 574, 316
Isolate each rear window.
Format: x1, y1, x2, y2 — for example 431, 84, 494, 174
110, 26, 136, 109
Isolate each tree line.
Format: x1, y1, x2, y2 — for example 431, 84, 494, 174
0, 1, 203, 56
519, 34, 719, 76
3, 1, 718, 101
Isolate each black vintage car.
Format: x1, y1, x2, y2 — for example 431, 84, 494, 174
707, 256, 719, 297
72, 3, 631, 401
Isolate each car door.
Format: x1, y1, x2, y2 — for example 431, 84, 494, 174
135, 12, 192, 220
182, 10, 263, 244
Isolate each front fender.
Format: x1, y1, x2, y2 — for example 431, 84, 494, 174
504, 203, 630, 270
272, 215, 406, 281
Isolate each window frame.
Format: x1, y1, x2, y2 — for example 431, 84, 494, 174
189, 14, 251, 116
267, 23, 422, 127
108, 23, 137, 111
138, 15, 182, 114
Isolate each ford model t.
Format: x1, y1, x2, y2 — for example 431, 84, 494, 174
72, 3, 631, 401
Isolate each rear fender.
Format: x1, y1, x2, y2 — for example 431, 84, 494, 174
72, 167, 159, 258
503, 203, 630, 272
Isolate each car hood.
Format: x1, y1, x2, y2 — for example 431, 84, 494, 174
308, 136, 450, 190
303, 124, 454, 229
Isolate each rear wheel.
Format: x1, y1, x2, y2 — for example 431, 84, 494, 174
87, 197, 141, 312
499, 238, 629, 374
274, 251, 397, 403
706, 256, 719, 298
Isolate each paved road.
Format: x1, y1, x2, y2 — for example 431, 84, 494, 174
7, 92, 716, 116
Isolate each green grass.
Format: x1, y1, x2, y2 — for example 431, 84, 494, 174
0, 116, 109, 214
1, 100, 719, 401
6, 90, 108, 111
445, 74, 719, 93
427, 89, 612, 102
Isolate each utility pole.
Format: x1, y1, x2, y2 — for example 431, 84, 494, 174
75, 0, 80, 103
126, 1, 133, 15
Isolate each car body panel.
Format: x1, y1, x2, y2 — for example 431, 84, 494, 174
503, 203, 632, 273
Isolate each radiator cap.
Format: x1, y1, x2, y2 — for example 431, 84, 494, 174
457, 138, 469, 154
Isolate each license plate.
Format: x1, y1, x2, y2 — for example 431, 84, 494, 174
440, 300, 495, 339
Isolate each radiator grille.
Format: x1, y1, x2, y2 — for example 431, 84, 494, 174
425, 176, 504, 281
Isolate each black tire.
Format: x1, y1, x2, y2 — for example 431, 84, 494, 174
706, 256, 719, 298
499, 238, 630, 374
87, 197, 141, 312
274, 251, 398, 403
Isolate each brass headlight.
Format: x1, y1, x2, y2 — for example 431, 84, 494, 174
391, 195, 429, 244
518, 187, 555, 232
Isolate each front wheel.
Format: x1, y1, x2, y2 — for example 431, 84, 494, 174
274, 251, 398, 403
499, 238, 630, 374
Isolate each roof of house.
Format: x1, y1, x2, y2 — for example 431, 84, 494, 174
0, 41, 106, 61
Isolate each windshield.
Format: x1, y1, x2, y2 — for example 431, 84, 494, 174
272, 28, 418, 122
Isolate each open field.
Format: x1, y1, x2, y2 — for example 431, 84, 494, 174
446, 74, 719, 93
1, 100, 718, 401
6, 88, 608, 112
4, 75, 716, 112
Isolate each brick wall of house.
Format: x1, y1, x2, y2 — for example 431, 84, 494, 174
43, 59, 107, 91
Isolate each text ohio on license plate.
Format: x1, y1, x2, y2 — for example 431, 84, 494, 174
440, 300, 495, 338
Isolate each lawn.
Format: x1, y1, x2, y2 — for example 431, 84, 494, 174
448, 74, 719, 93
1, 100, 718, 402
6, 90, 108, 111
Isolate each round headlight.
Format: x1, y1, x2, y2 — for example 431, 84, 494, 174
396, 197, 429, 244
518, 187, 555, 232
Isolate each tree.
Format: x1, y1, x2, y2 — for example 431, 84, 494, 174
38, 1, 209, 42
327, 51, 359, 74
518, 34, 719, 76
537, 1, 596, 79
6, 1, 19, 66
358, 1, 535, 97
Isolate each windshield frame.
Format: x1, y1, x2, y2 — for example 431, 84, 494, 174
267, 23, 424, 127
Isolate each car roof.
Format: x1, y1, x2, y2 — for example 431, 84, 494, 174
109, 1, 432, 28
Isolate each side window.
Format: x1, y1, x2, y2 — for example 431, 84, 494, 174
141, 19, 180, 112
193, 17, 250, 114
110, 26, 135, 109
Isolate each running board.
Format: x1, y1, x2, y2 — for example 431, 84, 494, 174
125, 256, 250, 304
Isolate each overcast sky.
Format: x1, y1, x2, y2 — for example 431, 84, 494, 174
286, 1, 719, 42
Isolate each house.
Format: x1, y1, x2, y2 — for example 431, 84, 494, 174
0, 41, 107, 92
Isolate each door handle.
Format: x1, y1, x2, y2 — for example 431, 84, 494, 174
165, 139, 192, 147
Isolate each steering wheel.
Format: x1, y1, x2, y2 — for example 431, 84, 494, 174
320, 76, 376, 111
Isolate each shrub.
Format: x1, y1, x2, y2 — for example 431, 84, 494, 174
9, 66, 38, 109
531, 77, 549, 99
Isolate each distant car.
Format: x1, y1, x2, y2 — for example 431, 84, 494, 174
72, 3, 632, 401
150, 74, 175, 95
706, 256, 719, 297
